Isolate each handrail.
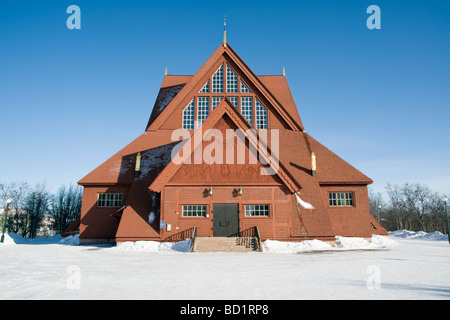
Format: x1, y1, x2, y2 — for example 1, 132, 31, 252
229, 226, 262, 252
163, 226, 196, 243
254, 226, 262, 252
190, 226, 197, 252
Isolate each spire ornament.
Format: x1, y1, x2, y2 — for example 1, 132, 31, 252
223, 15, 227, 48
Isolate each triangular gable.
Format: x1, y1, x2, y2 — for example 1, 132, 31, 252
148, 98, 302, 193
147, 43, 304, 132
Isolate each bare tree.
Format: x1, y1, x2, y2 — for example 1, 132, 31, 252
377, 183, 447, 233
0, 182, 30, 236
24, 184, 50, 238
368, 187, 385, 223
49, 184, 82, 234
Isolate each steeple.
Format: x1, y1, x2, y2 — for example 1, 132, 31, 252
223, 15, 227, 48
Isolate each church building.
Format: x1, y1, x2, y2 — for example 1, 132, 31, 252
74, 35, 387, 246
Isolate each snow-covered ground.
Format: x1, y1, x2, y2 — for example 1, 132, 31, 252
1, 231, 449, 300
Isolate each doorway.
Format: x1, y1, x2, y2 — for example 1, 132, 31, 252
212, 203, 239, 237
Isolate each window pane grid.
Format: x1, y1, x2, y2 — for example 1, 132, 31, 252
197, 97, 209, 124
212, 65, 224, 93
226, 65, 238, 93
199, 80, 210, 93
328, 192, 353, 207
182, 205, 207, 217
241, 97, 253, 126
98, 193, 122, 207
255, 98, 268, 129
182, 99, 195, 129
240, 81, 251, 93
228, 97, 238, 108
212, 97, 223, 110
245, 204, 269, 217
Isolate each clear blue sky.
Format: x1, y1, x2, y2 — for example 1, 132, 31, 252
1, 0, 449, 198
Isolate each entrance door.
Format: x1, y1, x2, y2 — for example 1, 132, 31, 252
212, 203, 239, 237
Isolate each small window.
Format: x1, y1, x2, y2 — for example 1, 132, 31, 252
245, 204, 269, 217
328, 192, 353, 207
98, 193, 122, 207
182, 205, 207, 217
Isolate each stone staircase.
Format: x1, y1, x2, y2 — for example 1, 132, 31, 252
192, 237, 259, 252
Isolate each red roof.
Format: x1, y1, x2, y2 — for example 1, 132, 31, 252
79, 42, 372, 188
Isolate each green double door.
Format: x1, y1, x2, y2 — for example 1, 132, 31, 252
212, 203, 239, 237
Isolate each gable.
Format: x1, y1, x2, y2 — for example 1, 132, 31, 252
147, 43, 304, 132
168, 115, 284, 186
149, 98, 301, 193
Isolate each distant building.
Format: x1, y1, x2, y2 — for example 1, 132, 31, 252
74, 39, 387, 245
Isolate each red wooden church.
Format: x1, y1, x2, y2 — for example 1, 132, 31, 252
73, 37, 387, 246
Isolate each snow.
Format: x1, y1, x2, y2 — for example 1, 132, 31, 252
295, 193, 315, 210
389, 230, 448, 241
115, 239, 192, 253
1, 230, 449, 299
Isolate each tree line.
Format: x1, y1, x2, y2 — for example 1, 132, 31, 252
0, 182, 82, 239
1, 180, 447, 238
369, 183, 448, 233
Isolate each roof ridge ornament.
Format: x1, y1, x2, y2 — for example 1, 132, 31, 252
223, 15, 227, 48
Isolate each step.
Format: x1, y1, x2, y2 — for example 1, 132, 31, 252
192, 237, 257, 252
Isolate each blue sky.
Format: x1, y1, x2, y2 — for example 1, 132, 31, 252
0, 0, 449, 198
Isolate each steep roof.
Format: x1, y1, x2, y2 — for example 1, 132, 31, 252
280, 131, 373, 185
77, 130, 176, 185
79, 42, 372, 188
146, 74, 304, 132
146, 43, 304, 132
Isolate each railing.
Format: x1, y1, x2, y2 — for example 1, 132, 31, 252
163, 226, 197, 244
190, 227, 197, 252
229, 226, 262, 252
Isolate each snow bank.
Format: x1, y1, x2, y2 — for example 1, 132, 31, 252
0, 232, 64, 245
1, 232, 25, 244
114, 239, 192, 253
335, 235, 398, 250
59, 234, 80, 246
263, 234, 398, 253
263, 239, 332, 253
389, 230, 448, 241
